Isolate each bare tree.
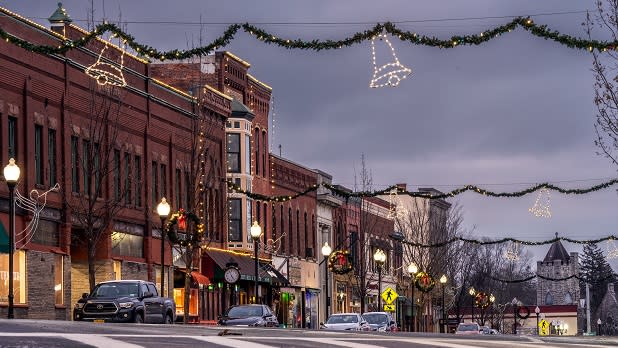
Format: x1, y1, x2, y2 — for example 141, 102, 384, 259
587, 1, 618, 169
65, 79, 129, 292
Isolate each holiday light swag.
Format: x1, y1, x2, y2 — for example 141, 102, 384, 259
226, 178, 618, 202
4, 15, 618, 61
165, 209, 205, 248
489, 271, 618, 284
414, 271, 436, 293
328, 250, 354, 275
400, 234, 618, 249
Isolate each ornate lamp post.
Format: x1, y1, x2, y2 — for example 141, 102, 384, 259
407, 262, 418, 332
4, 158, 20, 319
156, 197, 170, 297
250, 221, 262, 303
321, 242, 332, 320
535, 306, 540, 335
373, 249, 386, 309
440, 274, 447, 333
469, 287, 476, 323
597, 318, 602, 336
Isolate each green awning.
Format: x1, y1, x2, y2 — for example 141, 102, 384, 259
0, 222, 9, 254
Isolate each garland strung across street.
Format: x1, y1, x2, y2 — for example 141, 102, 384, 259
226, 178, 618, 202
488, 271, 618, 283
399, 235, 618, 249
3, 16, 618, 60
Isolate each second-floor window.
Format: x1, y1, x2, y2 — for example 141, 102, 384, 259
8, 116, 16, 160
151, 161, 158, 207
34, 125, 43, 185
71, 136, 79, 193
134, 155, 142, 207
227, 133, 240, 173
48, 129, 56, 186
83, 140, 91, 196
228, 198, 242, 242
124, 152, 131, 205
113, 150, 121, 201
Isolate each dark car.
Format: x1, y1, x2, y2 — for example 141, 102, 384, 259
73, 280, 176, 324
362, 312, 397, 332
218, 304, 279, 327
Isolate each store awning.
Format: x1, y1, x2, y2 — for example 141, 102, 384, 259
190, 271, 211, 285
173, 270, 211, 288
0, 222, 8, 254
262, 263, 289, 286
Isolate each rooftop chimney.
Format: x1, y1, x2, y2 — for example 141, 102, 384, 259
48, 3, 72, 36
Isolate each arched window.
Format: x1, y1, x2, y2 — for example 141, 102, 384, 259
564, 292, 572, 304
545, 292, 553, 305
288, 207, 293, 254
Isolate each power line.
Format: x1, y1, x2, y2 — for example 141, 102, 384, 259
26, 9, 591, 27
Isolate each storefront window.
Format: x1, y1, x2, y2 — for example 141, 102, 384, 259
0, 250, 27, 304
111, 232, 144, 258
54, 254, 63, 305
173, 288, 198, 318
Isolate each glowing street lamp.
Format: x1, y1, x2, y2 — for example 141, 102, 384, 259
250, 221, 262, 303
156, 197, 170, 297
322, 242, 332, 320
408, 262, 418, 332
440, 275, 448, 333
373, 249, 386, 309
4, 158, 20, 319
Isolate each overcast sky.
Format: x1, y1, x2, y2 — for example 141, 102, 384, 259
3, 0, 617, 269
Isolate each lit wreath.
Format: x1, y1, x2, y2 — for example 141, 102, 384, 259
414, 272, 435, 293
516, 306, 530, 320
165, 209, 205, 247
328, 250, 353, 275
475, 292, 491, 309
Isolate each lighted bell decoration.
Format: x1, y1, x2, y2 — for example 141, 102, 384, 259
85, 42, 127, 87
369, 33, 412, 88
528, 187, 551, 218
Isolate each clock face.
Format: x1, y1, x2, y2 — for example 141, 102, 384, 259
224, 267, 240, 284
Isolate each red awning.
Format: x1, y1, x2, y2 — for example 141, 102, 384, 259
190, 271, 211, 285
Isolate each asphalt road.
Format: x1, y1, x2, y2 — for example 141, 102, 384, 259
1, 319, 617, 348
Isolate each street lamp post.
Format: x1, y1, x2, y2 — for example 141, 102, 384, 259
321, 242, 332, 321
373, 249, 386, 309
597, 318, 602, 336
4, 158, 20, 319
535, 306, 540, 335
469, 287, 476, 323
440, 275, 447, 333
250, 221, 262, 304
407, 262, 418, 332
156, 198, 170, 297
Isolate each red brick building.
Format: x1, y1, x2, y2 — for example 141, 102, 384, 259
0, 5, 228, 320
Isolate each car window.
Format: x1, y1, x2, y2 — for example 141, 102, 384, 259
147, 284, 158, 296
363, 313, 389, 324
227, 306, 263, 318
140, 284, 149, 296
327, 315, 359, 324
457, 324, 479, 331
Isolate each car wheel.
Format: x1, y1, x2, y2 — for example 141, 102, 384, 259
134, 312, 144, 324
165, 313, 173, 324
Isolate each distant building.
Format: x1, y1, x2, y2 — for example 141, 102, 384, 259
594, 282, 618, 335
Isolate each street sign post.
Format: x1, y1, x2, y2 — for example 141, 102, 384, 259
381, 287, 399, 305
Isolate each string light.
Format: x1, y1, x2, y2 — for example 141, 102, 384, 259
504, 242, 520, 261
369, 33, 411, 88
529, 187, 551, 218
386, 188, 408, 219
606, 238, 618, 260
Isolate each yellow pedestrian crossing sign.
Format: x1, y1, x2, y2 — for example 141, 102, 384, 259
383, 304, 395, 312
381, 287, 398, 305
539, 319, 549, 336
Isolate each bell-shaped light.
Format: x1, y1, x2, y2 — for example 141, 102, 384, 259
321, 242, 332, 257
407, 262, 418, 275
250, 221, 262, 240
490, 294, 496, 303
4, 158, 20, 183
469, 287, 476, 296
440, 274, 447, 284
157, 197, 170, 218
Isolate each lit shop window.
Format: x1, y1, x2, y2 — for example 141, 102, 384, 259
54, 254, 63, 305
0, 250, 27, 304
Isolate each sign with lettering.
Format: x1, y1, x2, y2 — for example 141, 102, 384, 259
383, 304, 395, 312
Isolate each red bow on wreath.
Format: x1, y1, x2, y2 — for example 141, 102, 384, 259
178, 209, 187, 230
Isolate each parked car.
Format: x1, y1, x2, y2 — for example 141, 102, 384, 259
455, 322, 481, 335
73, 280, 176, 324
218, 304, 279, 327
362, 312, 397, 332
321, 313, 369, 331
